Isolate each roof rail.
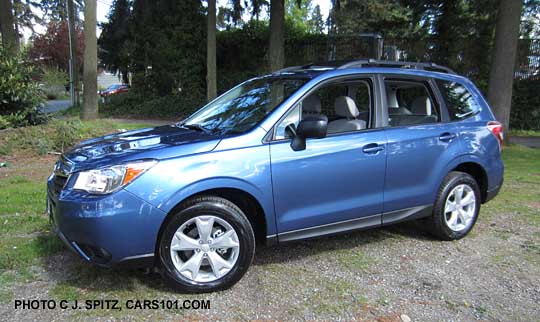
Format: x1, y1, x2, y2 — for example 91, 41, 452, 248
274, 66, 302, 73
338, 59, 456, 74
273, 63, 318, 74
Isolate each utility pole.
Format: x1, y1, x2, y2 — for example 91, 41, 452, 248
66, 0, 79, 106
82, 0, 98, 120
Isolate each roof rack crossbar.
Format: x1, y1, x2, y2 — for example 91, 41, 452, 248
274, 66, 302, 73
338, 59, 456, 74
274, 63, 319, 74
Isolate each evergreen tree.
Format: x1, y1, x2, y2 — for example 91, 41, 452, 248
98, 0, 132, 83
329, 0, 411, 37
310, 4, 324, 34
129, 0, 206, 96
285, 0, 312, 33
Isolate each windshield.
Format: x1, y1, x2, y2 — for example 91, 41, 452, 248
182, 77, 307, 134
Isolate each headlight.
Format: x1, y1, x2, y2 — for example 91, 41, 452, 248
72, 160, 157, 194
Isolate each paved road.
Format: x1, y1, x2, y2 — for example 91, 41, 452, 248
510, 136, 540, 148
42, 100, 71, 113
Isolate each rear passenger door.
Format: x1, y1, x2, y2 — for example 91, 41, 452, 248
381, 76, 462, 223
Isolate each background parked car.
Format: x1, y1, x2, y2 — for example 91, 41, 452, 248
99, 84, 129, 101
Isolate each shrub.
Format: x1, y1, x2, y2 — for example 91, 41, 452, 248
101, 91, 205, 120
0, 119, 138, 156
511, 79, 540, 130
0, 47, 45, 128
40, 67, 68, 100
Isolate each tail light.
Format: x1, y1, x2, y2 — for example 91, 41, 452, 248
487, 121, 504, 150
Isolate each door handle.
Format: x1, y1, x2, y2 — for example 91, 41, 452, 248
362, 143, 384, 154
439, 132, 457, 141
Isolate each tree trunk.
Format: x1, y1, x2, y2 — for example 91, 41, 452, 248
13, 0, 20, 43
67, 0, 80, 106
0, 0, 20, 53
206, 0, 217, 101
269, 0, 285, 72
82, 0, 98, 120
487, 0, 522, 132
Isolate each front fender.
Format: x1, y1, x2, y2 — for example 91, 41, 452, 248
160, 177, 265, 211
124, 144, 276, 236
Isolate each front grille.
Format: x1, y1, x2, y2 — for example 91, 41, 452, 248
52, 174, 68, 196
51, 157, 73, 197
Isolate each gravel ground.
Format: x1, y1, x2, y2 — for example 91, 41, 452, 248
2, 207, 539, 322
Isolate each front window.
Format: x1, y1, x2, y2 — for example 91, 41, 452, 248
274, 78, 373, 140
183, 77, 307, 134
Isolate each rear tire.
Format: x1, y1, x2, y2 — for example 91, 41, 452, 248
427, 171, 481, 240
158, 195, 255, 293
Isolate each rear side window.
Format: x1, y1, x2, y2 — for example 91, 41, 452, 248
384, 79, 439, 127
436, 80, 481, 121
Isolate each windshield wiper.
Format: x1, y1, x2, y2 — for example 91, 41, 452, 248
180, 123, 210, 133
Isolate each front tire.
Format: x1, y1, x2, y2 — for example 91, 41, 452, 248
428, 171, 481, 240
158, 195, 255, 293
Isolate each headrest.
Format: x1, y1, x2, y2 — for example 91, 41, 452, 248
410, 96, 432, 115
335, 96, 359, 118
302, 94, 322, 114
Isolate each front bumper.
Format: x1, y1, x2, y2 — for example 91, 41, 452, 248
47, 180, 167, 267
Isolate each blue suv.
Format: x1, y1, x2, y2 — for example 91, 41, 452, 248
47, 60, 504, 292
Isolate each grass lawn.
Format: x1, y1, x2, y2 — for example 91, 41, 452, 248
0, 119, 157, 276
0, 119, 539, 320
509, 129, 540, 137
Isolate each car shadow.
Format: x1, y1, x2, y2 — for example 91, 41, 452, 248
253, 219, 436, 266
38, 220, 437, 295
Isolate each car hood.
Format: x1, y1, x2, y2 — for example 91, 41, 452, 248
61, 125, 221, 172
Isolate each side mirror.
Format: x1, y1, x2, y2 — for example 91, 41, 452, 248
289, 115, 328, 151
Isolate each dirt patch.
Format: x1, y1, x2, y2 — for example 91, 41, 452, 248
0, 154, 56, 182
1, 212, 539, 321
529, 201, 540, 209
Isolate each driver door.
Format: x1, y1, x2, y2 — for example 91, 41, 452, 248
269, 77, 387, 241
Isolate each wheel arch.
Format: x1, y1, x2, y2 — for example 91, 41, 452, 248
451, 161, 488, 203
154, 186, 270, 263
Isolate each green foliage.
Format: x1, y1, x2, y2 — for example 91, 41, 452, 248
522, 0, 540, 38
98, 0, 132, 82
511, 79, 540, 130
216, 19, 328, 93
0, 47, 45, 127
310, 5, 325, 34
329, 0, 412, 37
0, 118, 155, 156
40, 66, 68, 100
94, 0, 537, 131
285, 0, 325, 34
128, 0, 206, 97
101, 91, 205, 119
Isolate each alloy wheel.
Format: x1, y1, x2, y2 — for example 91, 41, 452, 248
444, 184, 477, 232
170, 215, 240, 283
